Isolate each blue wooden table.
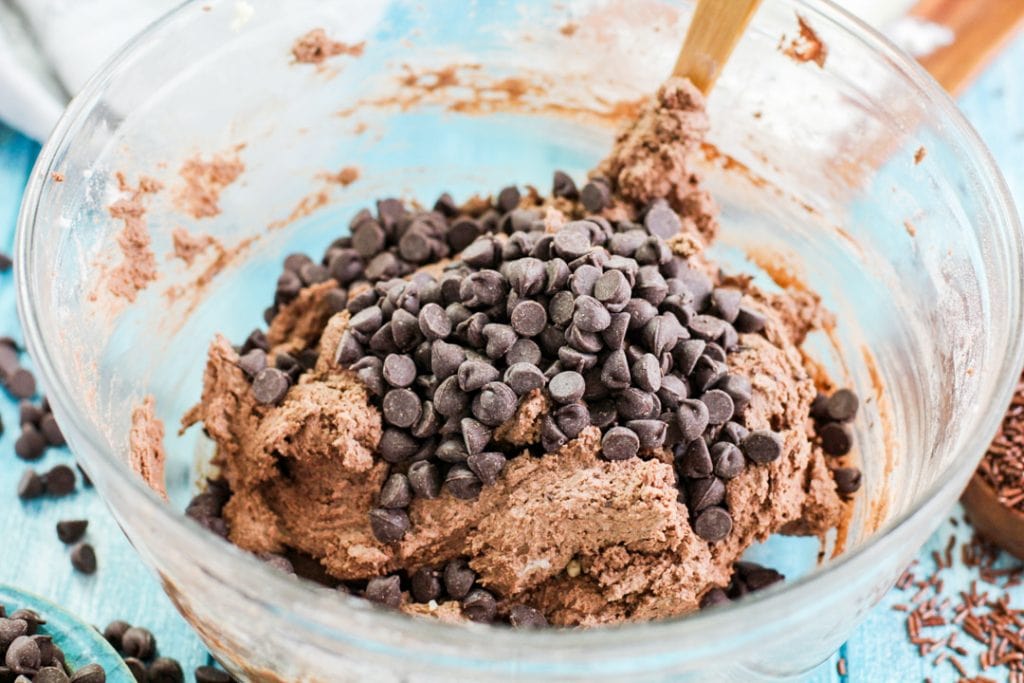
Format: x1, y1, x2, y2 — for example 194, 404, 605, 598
0, 33, 1022, 683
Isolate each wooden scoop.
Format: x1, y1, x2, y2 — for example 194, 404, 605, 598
673, 0, 765, 95
962, 474, 1024, 561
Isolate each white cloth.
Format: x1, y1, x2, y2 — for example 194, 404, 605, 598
0, 0, 920, 143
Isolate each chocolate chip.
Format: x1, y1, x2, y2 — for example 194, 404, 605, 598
410, 568, 443, 603
467, 451, 506, 485
496, 185, 521, 212
416, 303, 451, 340
349, 305, 384, 335
124, 658, 146, 681
482, 323, 517, 359
69, 664, 106, 683
820, 422, 853, 456
690, 356, 727, 393
733, 306, 766, 333
472, 382, 517, 427
5, 635, 39, 674
544, 258, 571, 293
69, 542, 97, 574
700, 389, 734, 425
716, 374, 752, 410
390, 309, 422, 350
17, 469, 44, 500
504, 363, 546, 396
594, 269, 631, 308
193, 666, 231, 683
509, 300, 547, 337
570, 264, 602, 298
580, 180, 610, 212
458, 417, 490, 454
148, 658, 184, 683
509, 604, 548, 628
378, 429, 419, 462
15, 424, 46, 460
826, 389, 859, 422
573, 296, 610, 333
710, 442, 745, 479
626, 419, 667, 449
630, 353, 662, 392
365, 575, 402, 607
436, 438, 468, 464
458, 360, 500, 392
352, 221, 387, 259
237, 349, 267, 378
102, 620, 130, 650
462, 588, 497, 623
408, 461, 442, 499
444, 558, 476, 599
379, 473, 412, 509
700, 588, 730, 609
678, 439, 713, 478
552, 170, 578, 200
382, 354, 416, 388
506, 257, 546, 297
657, 374, 689, 409
689, 314, 727, 342
369, 508, 410, 543
121, 627, 156, 661
643, 202, 681, 239
553, 224, 592, 261
56, 519, 88, 544
602, 426, 640, 460
718, 421, 749, 445
434, 376, 468, 417
505, 338, 541, 366
616, 387, 655, 420
431, 341, 465, 380
710, 288, 742, 323
251, 367, 290, 405
43, 465, 76, 497
382, 389, 422, 428
445, 465, 482, 500
687, 477, 725, 512
597, 350, 629, 390
694, 507, 733, 542
740, 430, 783, 464
549, 371, 585, 404
833, 467, 862, 495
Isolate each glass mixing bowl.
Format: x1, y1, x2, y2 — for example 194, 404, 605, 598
15, 0, 1023, 680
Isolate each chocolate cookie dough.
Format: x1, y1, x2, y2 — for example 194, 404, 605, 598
180, 77, 860, 626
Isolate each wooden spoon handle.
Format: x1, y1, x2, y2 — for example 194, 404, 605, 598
673, 0, 765, 95
911, 0, 1024, 95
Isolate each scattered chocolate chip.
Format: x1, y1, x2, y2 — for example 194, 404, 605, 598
694, 506, 733, 542
630, 353, 661, 393
5, 635, 40, 674
56, 519, 88, 544
124, 658, 146, 682
70, 543, 97, 574
552, 171, 578, 200
382, 389, 422, 428
462, 588, 497, 623
15, 424, 47, 460
382, 354, 417, 388
700, 389, 735, 425
365, 575, 402, 607
740, 430, 783, 464
369, 508, 410, 543
687, 477, 726, 513
102, 620, 130, 650
549, 371, 585, 404
833, 467, 862, 495
643, 202, 681, 239
626, 419, 666, 449
194, 666, 232, 683
148, 658, 184, 683
467, 451, 506, 486
496, 185, 521, 213
43, 465, 75, 497
471, 382, 517, 426
69, 664, 107, 683
733, 306, 766, 333
17, 469, 44, 500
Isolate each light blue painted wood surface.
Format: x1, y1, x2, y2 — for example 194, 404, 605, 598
0, 32, 1021, 683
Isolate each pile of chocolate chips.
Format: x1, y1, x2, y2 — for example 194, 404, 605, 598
0, 603, 105, 682
101, 621, 234, 682
234, 173, 816, 548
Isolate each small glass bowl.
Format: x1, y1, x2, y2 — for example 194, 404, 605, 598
16, 0, 1023, 679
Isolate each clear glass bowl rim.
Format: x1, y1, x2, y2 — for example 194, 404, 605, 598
14, 0, 1024, 659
